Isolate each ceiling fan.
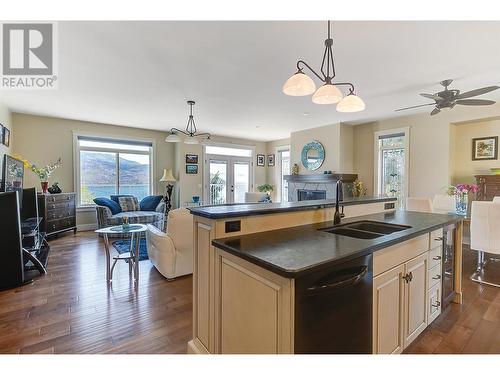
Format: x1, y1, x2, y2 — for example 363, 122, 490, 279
395, 79, 500, 116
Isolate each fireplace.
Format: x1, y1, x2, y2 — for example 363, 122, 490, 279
284, 173, 358, 202
297, 189, 327, 201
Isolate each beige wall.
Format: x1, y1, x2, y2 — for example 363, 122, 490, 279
12, 113, 175, 227
0, 103, 13, 173
451, 117, 500, 185
265, 138, 291, 201
353, 103, 500, 198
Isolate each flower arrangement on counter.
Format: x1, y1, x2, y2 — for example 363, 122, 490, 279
16, 156, 62, 193
447, 183, 478, 215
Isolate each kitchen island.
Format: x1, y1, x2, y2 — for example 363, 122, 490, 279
187, 197, 463, 354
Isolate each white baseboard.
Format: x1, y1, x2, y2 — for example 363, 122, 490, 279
77, 223, 98, 231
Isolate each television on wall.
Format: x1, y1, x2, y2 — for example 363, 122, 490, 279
1, 154, 24, 194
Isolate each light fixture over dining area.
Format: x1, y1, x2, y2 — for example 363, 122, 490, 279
165, 100, 212, 144
282, 21, 366, 113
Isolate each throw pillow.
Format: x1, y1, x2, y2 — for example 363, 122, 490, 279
110, 194, 134, 204
118, 196, 140, 212
140, 195, 163, 211
94, 197, 122, 215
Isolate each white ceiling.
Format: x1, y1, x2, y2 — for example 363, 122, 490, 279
2, 21, 500, 141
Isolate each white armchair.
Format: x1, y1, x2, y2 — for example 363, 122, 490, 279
146, 208, 193, 280
470, 200, 500, 287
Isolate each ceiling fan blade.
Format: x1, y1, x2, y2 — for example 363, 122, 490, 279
420, 93, 444, 101
455, 99, 496, 106
395, 103, 435, 112
430, 108, 441, 116
455, 86, 500, 99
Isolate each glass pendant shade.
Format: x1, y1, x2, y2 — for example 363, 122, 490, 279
312, 83, 343, 104
282, 72, 316, 96
184, 137, 199, 145
165, 133, 181, 142
336, 94, 366, 112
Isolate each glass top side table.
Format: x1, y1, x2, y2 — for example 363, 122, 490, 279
95, 224, 148, 285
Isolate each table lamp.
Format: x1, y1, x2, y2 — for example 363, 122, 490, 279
159, 169, 177, 218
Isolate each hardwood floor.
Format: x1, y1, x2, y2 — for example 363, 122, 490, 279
0, 231, 192, 354
1, 231, 500, 354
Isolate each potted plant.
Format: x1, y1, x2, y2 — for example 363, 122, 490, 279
257, 184, 274, 203
350, 179, 368, 198
447, 183, 478, 216
20, 157, 62, 194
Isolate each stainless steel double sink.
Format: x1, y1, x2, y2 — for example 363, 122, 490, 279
321, 220, 412, 239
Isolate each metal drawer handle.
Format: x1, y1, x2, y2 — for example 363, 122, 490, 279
432, 275, 441, 280
432, 301, 441, 308
434, 236, 443, 241
432, 256, 441, 260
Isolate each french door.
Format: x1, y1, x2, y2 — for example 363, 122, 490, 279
205, 156, 253, 204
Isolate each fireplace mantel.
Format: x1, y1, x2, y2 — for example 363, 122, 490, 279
284, 173, 358, 183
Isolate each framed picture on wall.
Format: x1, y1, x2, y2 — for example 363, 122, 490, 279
2, 126, 9, 147
472, 136, 498, 161
268, 154, 275, 166
186, 154, 198, 164
186, 164, 198, 174
257, 154, 265, 166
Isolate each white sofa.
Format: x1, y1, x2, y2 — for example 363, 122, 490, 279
146, 208, 193, 280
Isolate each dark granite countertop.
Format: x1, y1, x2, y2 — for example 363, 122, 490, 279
212, 211, 463, 278
188, 196, 397, 219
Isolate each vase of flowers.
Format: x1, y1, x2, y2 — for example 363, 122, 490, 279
257, 184, 274, 203
447, 183, 478, 216
18, 157, 62, 194
351, 179, 368, 198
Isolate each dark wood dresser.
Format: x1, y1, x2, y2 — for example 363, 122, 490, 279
37, 192, 77, 237
476, 175, 500, 201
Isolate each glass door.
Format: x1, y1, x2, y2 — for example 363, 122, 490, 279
232, 161, 251, 203
206, 157, 252, 204
208, 159, 229, 205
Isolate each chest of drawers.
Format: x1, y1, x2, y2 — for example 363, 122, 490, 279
38, 193, 77, 236
476, 175, 500, 201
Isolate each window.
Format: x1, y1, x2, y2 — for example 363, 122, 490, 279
374, 129, 409, 208
205, 145, 252, 157
75, 135, 153, 206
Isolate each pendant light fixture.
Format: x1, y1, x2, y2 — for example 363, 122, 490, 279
282, 21, 365, 112
165, 100, 211, 144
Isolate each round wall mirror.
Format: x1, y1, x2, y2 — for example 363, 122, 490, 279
301, 141, 325, 171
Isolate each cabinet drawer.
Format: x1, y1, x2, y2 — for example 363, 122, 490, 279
427, 283, 441, 324
428, 264, 442, 289
47, 209, 75, 221
428, 246, 442, 270
47, 201, 75, 211
429, 229, 444, 248
47, 217, 76, 233
485, 184, 500, 197
45, 194, 76, 203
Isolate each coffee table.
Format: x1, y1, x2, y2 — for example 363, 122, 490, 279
95, 224, 148, 284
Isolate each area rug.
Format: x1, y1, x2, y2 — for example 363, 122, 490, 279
112, 238, 149, 261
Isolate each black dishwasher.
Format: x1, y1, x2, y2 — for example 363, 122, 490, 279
294, 254, 373, 354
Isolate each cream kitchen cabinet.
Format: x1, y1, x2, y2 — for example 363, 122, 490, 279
373, 234, 434, 354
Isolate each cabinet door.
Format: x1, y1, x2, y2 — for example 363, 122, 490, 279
373, 264, 405, 354
403, 253, 428, 347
